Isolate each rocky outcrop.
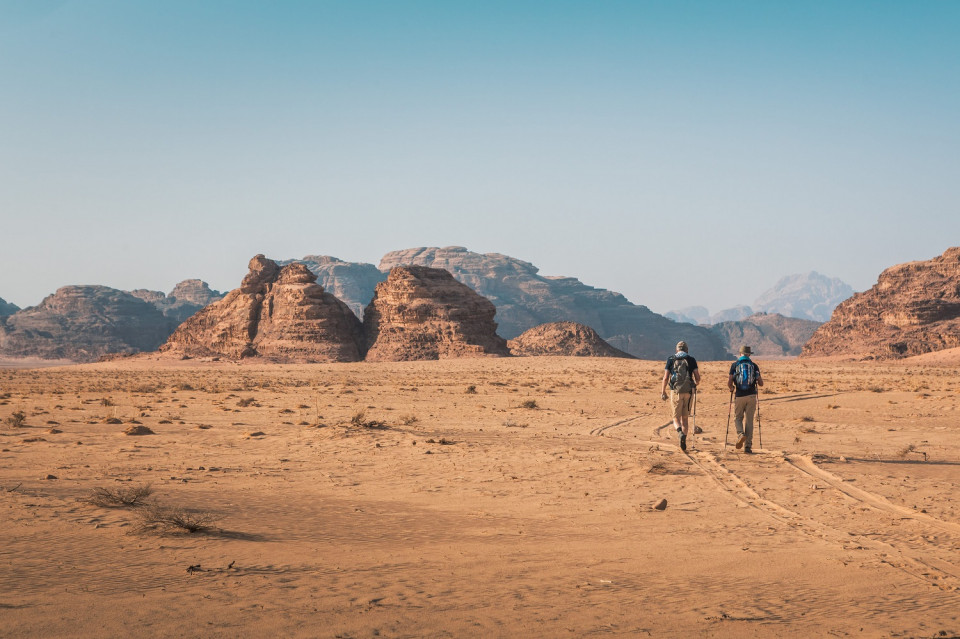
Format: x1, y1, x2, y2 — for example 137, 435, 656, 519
0, 286, 174, 362
508, 322, 634, 358
802, 248, 960, 359
283, 256, 386, 320
0, 297, 19, 316
159, 256, 364, 362
710, 313, 821, 359
130, 280, 224, 323
363, 266, 509, 361
378, 247, 727, 360
754, 272, 854, 322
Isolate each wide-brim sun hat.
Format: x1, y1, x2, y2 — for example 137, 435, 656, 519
740, 345, 752, 355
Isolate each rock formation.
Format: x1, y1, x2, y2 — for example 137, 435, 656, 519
0, 286, 174, 362
507, 322, 634, 358
754, 272, 854, 322
377, 247, 727, 360
363, 266, 510, 361
283, 256, 386, 320
130, 280, 224, 323
802, 248, 960, 359
0, 297, 19, 316
160, 255, 364, 362
710, 313, 821, 359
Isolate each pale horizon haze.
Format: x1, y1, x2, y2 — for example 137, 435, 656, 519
2, 1, 959, 315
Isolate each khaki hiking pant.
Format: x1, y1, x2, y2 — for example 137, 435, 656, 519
734, 394, 758, 447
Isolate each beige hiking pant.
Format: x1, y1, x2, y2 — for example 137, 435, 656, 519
734, 394, 758, 447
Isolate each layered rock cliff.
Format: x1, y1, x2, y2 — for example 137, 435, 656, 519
160, 256, 364, 362
710, 313, 821, 359
0, 286, 173, 362
283, 256, 386, 320
363, 266, 510, 361
377, 247, 727, 360
802, 247, 960, 359
507, 322, 634, 358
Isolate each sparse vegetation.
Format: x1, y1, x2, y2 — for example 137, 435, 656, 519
135, 504, 218, 534
465, 385, 477, 394
519, 400, 538, 409
86, 483, 153, 508
237, 397, 258, 407
400, 414, 419, 426
4, 410, 26, 428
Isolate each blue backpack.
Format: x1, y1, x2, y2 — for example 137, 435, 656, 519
734, 359, 757, 393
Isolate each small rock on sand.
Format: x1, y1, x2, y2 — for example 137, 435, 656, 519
124, 425, 155, 436
654, 499, 667, 510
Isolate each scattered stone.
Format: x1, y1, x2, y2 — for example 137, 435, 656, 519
653, 499, 667, 511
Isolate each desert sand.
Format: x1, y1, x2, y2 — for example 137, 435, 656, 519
1, 357, 958, 638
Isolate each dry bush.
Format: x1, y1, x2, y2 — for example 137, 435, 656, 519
87, 483, 153, 508
465, 385, 477, 394
135, 504, 218, 534
237, 397, 258, 407
4, 410, 26, 428
519, 400, 538, 409
400, 414, 418, 426
350, 409, 387, 429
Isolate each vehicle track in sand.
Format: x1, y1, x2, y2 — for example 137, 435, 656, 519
591, 411, 960, 593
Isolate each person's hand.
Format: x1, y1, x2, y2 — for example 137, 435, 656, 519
660, 392, 668, 401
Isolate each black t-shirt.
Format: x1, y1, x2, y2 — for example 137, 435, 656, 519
729, 357, 761, 397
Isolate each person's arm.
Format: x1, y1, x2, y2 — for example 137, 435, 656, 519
660, 368, 670, 399
756, 367, 763, 387
693, 368, 701, 386
727, 372, 735, 393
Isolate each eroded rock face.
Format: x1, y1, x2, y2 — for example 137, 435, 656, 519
363, 266, 509, 361
507, 322, 634, 358
710, 313, 821, 359
130, 280, 224, 323
379, 247, 727, 360
0, 286, 173, 362
802, 247, 960, 359
282, 256, 387, 320
160, 256, 363, 362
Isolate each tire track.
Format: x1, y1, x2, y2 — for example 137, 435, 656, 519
589, 412, 960, 592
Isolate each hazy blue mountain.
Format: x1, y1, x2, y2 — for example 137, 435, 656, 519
0, 297, 20, 316
753, 272, 854, 322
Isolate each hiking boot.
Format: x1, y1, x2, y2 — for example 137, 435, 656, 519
679, 431, 687, 451
744, 446, 753, 454
735, 433, 746, 450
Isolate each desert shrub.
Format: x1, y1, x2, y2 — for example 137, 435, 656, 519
4, 410, 26, 428
237, 397, 258, 407
519, 400, 538, 409
135, 504, 218, 534
100, 398, 115, 406
465, 385, 477, 394
87, 484, 153, 508
350, 409, 387, 429
400, 414, 418, 426
800, 416, 815, 422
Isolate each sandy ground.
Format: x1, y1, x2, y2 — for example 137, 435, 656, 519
1, 356, 958, 638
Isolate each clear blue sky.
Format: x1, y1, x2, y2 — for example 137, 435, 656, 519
2, 1, 959, 314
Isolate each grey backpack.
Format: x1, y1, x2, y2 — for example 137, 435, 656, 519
670, 356, 694, 393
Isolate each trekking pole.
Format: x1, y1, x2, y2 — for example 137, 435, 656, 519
756, 387, 762, 449
692, 387, 697, 445
724, 391, 732, 450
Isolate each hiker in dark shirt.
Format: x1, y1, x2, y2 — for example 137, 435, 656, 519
728, 345, 763, 454
660, 340, 700, 451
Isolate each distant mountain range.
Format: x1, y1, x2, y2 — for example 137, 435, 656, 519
666, 271, 854, 324
1, 248, 828, 362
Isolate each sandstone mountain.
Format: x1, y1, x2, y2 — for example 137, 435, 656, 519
754, 272, 854, 322
709, 313, 821, 359
130, 280, 224, 323
802, 247, 960, 360
363, 266, 510, 361
160, 256, 364, 362
507, 322, 634, 358
376, 247, 727, 360
0, 297, 19, 316
0, 286, 173, 362
282, 256, 386, 320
